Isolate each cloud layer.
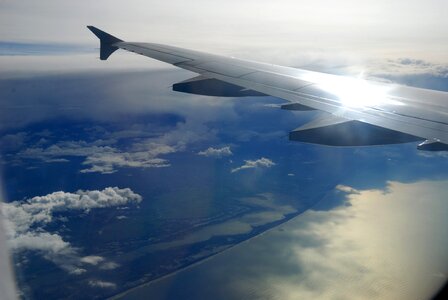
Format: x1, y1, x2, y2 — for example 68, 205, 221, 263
1, 187, 141, 274
2, 0, 448, 63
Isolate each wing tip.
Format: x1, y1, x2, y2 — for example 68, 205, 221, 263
86, 26, 123, 60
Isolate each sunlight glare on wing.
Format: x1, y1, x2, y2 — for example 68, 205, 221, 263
303, 72, 401, 108
326, 77, 389, 108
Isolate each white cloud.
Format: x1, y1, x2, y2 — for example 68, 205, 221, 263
9, 232, 75, 256
231, 157, 275, 173
71, 268, 87, 275
80, 256, 120, 270
262, 180, 448, 300
19, 140, 175, 174
335, 184, 360, 194
80, 147, 173, 174
198, 146, 233, 158
417, 151, 448, 158
99, 262, 120, 270
80, 256, 104, 266
16, 116, 216, 174
88, 280, 117, 289
263, 104, 282, 108
0, 187, 141, 273
369, 58, 448, 77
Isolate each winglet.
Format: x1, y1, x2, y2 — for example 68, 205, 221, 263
87, 26, 123, 60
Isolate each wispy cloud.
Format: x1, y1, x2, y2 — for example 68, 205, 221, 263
369, 58, 448, 78
80, 256, 104, 266
417, 151, 448, 158
88, 280, 117, 289
231, 157, 275, 173
0, 132, 28, 151
335, 184, 360, 194
0, 41, 94, 56
198, 146, 233, 158
16, 128, 197, 173
79, 143, 175, 174
99, 262, 120, 270
17, 138, 165, 173
1, 187, 141, 274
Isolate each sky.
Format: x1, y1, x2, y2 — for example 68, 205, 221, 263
1, 0, 448, 75
1, 1, 448, 299
1, 1, 447, 48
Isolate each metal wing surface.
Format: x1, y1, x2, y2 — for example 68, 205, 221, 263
87, 26, 448, 151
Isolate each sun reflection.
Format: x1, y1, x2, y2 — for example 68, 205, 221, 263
302, 72, 403, 108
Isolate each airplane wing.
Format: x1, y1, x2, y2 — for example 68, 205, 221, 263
87, 26, 448, 151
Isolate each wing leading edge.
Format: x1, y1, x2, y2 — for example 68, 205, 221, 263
87, 26, 448, 151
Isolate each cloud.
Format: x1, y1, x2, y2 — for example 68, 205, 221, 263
0, 132, 28, 153
99, 262, 120, 270
231, 157, 275, 173
1, 187, 141, 273
335, 184, 360, 194
79, 145, 174, 174
417, 151, 448, 159
0, 41, 94, 56
263, 103, 282, 108
19, 141, 115, 162
81, 256, 120, 271
198, 146, 233, 158
88, 280, 117, 289
70, 268, 87, 275
9, 231, 76, 259
80, 256, 104, 266
366, 58, 448, 78
260, 180, 448, 300
396, 58, 431, 66
18, 140, 176, 174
